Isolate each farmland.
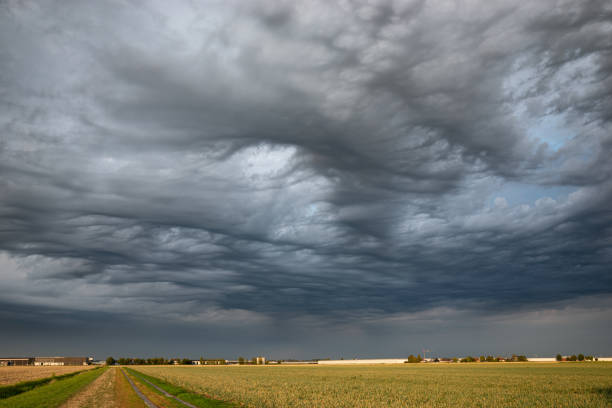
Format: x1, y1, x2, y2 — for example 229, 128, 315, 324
0, 366, 94, 386
0, 363, 610, 407
0, 366, 237, 408
0, 367, 106, 408
134, 362, 612, 408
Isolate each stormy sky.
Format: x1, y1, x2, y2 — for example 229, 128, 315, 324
1, 0, 612, 359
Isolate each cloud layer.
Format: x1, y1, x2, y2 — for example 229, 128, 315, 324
1, 0, 611, 357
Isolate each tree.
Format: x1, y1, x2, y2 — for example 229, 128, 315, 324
556, 354, 562, 362
200, 357, 205, 365
578, 354, 584, 361
479, 356, 485, 362
238, 357, 245, 365
407, 354, 419, 363
148, 357, 167, 365
106, 356, 116, 366
569, 355, 577, 361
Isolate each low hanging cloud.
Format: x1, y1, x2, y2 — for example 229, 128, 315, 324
1, 0, 611, 356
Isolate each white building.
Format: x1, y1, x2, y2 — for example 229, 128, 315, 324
527, 358, 556, 362
318, 359, 407, 365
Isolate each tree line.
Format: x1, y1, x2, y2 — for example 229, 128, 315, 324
555, 354, 596, 361
406, 354, 527, 362
405, 354, 599, 363
105, 357, 226, 365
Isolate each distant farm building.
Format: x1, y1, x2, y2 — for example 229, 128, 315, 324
34, 357, 92, 366
1, 356, 91, 366
193, 359, 227, 365
0, 357, 35, 366
527, 358, 556, 362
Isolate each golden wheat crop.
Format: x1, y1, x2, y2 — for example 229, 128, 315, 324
133, 362, 612, 408
0, 366, 94, 386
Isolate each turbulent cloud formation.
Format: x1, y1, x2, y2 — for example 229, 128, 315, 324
1, 0, 611, 357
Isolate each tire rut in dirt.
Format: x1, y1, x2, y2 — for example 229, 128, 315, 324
120, 368, 159, 408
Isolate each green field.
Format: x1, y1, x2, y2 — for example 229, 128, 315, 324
0, 367, 105, 408
134, 363, 612, 408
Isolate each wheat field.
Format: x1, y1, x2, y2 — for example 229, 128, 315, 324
0, 366, 94, 386
134, 362, 612, 408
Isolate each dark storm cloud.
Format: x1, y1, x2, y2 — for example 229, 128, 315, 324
1, 0, 611, 355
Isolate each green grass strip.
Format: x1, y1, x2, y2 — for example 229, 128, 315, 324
0, 368, 93, 399
0, 367, 105, 408
127, 368, 236, 408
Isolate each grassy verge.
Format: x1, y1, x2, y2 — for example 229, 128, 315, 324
0, 369, 92, 399
0, 367, 105, 408
127, 368, 236, 408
